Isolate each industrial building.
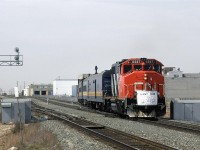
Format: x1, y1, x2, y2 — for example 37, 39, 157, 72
23, 84, 53, 96
53, 79, 78, 96
164, 67, 200, 99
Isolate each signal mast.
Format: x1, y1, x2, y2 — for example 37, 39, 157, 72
0, 47, 23, 66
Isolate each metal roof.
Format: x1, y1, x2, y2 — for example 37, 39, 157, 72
174, 99, 200, 103
1, 98, 31, 103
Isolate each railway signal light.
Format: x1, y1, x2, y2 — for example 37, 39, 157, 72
0, 47, 23, 66
15, 47, 19, 53
14, 47, 20, 64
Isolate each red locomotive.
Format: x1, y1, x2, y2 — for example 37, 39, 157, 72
78, 58, 166, 118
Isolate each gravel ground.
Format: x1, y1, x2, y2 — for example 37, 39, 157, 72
33, 99, 200, 150
0, 124, 15, 149
40, 120, 115, 150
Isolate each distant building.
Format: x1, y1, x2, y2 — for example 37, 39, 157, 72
163, 67, 183, 78
72, 85, 78, 97
53, 79, 78, 96
163, 67, 175, 74
23, 84, 53, 96
164, 67, 200, 99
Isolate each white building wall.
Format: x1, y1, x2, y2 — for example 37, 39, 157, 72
24, 89, 28, 96
165, 77, 200, 99
53, 80, 78, 96
24, 86, 30, 96
166, 71, 183, 78
72, 85, 78, 97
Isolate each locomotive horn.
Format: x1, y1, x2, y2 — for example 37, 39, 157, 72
95, 66, 98, 74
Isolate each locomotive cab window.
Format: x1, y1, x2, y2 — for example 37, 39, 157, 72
144, 65, 152, 71
124, 65, 132, 74
153, 65, 161, 73
134, 65, 142, 71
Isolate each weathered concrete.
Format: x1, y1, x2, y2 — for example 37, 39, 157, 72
165, 76, 200, 99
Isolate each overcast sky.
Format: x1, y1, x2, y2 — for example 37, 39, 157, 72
0, 0, 200, 92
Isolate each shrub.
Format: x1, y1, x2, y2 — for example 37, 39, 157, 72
12, 122, 24, 134
4, 123, 61, 150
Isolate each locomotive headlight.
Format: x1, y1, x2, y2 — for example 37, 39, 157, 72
144, 74, 147, 80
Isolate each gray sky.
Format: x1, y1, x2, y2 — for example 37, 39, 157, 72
0, 0, 200, 92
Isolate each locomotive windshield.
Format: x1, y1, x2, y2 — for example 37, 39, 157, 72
124, 65, 132, 73
144, 65, 161, 73
122, 62, 161, 74
144, 65, 152, 70
134, 65, 142, 71
153, 65, 161, 73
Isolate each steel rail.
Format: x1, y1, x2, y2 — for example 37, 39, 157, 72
32, 102, 177, 150
137, 119, 200, 135
32, 97, 200, 135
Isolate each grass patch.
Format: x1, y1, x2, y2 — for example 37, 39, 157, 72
12, 122, 25, 134
3, 122, 61, 150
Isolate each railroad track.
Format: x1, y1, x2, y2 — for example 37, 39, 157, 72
31, 96, 118, 117
31, 96, 81, 109
31, 96, 79, 104
32, 96, 200, 135
32, 102, 177, 150
137, 118, 200, 135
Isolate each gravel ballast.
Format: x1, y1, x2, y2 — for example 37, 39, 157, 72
40, 120, 115, 150
34, 99, 200, 150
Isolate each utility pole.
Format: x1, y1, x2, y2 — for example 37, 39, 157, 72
24, 81, 25, 89
1, 48, 24, 147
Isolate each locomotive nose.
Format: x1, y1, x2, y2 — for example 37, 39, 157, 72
142, 72, 154, 82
